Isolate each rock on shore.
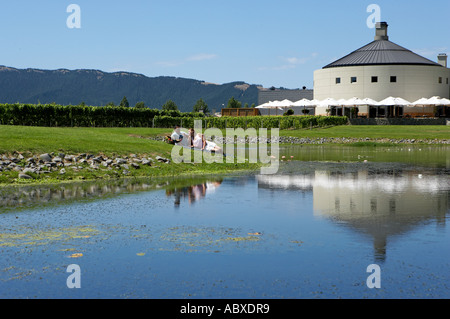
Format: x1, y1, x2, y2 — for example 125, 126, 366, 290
0, 152, 161, 180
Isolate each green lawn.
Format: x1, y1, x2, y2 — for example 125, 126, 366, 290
0, 124, 448, 185
280, 125, 450, 140
0, 126, 172, 156
1, 125, 449, 156
0, 125, 260, 185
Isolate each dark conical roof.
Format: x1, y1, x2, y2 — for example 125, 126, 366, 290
323, 40, 442, 69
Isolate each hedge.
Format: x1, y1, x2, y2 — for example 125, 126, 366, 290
0, 103, 348, 129
153, 116, 348, 129
0, 103, 205, 127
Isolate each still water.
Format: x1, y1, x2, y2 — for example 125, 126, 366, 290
0, 146, 449, 299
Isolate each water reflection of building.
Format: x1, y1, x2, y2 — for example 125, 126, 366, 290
257, 170, 449, 262
166, 181, 223, 207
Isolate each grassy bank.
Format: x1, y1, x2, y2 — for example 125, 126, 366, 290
0, 124, 449, 185
0, 126, 261, 185
279, 125, 450, 141
1, 125, 449, 155
0, 126, 171, 156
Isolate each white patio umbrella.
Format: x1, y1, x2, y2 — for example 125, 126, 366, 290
411, 98, 430, 106
293, 98, 313, 115
276, 99, 295, 114
340, 97, 370, 118
336, 98, 349, 106
256, 100, 281, 108
341, 97, 379, 107
315, 98, 340, 116
256, 100, 284, 115
419, 96, 450, 116
376, 97, 411, 118
317, 98, 339, 107
377, 97, 411, 106
278, 99, 294, 106
428, 96, 450, 105
440, 98, 450, 105
293, 99, 312, 107
340, 97, 365, 106
361, 98, 379, 106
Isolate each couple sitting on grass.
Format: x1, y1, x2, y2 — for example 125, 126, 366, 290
170, 125, 223, 154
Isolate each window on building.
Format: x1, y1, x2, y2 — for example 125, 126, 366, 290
438, 77, 443, 84
351, 77, 357, 83
447, 78, 449, 84
390, 76, 397, 83
335, 77, 341, 84
371, 76, 378, 83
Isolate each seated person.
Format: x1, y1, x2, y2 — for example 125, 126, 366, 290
171, 125, 189, 147
188, 128, 196, 148
193, 133, 204, 150
193, 134, 223, 153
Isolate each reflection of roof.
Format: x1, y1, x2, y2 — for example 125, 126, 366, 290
324, 40, 442, 69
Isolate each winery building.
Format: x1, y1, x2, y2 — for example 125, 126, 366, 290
313, 22, 450, 102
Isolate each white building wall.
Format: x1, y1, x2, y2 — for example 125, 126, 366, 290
314, 65, 450, 101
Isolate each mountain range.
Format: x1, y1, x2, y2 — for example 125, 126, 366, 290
0, 66, 260, 112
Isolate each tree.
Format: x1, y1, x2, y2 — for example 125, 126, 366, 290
120, 96, 130, 108
226, 97, 242, 109
135, 101, 146, 109
193, 98, 210, 114
284, 109, 295, 116
162, 99, 178, 111
106, 102, 116, 107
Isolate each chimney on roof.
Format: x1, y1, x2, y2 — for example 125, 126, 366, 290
374, 22, 389, 41
437, 54, 448, 68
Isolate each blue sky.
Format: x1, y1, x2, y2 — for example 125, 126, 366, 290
0, 0, 449, 89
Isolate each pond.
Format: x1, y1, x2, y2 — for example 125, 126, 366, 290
0, 146, 449, 299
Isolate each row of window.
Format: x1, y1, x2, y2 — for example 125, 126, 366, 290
336, 76, 449, 84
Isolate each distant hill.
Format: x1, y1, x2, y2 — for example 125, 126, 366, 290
0, 66, 260, 112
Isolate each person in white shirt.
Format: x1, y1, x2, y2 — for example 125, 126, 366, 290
193, 133, 222, 153
170, 125, 189, 147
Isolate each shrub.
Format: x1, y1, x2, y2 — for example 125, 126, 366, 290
0, 103, 348, 129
